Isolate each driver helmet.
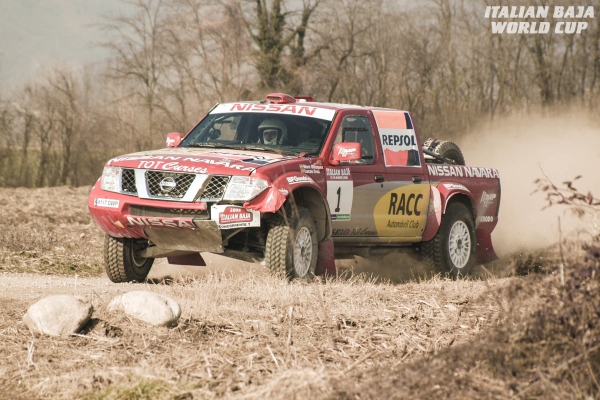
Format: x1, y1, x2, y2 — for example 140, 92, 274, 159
258, 118, 287, 145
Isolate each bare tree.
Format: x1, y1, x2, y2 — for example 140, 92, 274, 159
234, 0, 321, 91
102, 0, 168, 150
46, 69, 80, 185
160, 0, 254, 133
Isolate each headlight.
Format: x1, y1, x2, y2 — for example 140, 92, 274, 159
101, 166, 122, 193
223, 176, 269, 201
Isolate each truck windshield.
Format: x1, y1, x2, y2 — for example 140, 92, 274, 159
180, 112, 333, 156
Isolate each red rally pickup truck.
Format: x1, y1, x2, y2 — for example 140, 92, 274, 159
88, 93, 500, 282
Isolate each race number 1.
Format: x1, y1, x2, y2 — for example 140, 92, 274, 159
326, 180, 353, 221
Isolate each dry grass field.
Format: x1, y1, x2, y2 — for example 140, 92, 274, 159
0, 187, 599, 399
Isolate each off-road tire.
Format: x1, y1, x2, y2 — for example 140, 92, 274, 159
265, 206, 318, 281
104, 235, 154, 283
424, 139, 466, 165
435, 141, 465, 165
422, 202, 476, 278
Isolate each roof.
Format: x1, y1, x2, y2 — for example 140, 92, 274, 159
217, 93, 408, 115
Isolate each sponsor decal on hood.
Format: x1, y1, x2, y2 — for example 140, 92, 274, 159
106, 149, 292, 175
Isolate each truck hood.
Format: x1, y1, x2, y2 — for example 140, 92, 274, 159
106, 148, 293, 176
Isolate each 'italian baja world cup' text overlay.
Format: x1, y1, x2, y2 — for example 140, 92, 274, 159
485, 6, 594, 34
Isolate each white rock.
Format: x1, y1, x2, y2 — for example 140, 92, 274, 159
108, 291, 181, 327
23, 295, 93, 336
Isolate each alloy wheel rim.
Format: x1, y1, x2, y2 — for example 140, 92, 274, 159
294, 227, 312, 277
448, 221, 471, 269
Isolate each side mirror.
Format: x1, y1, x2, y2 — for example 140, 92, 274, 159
166, 132, 183, 148
331, 142, 362, 165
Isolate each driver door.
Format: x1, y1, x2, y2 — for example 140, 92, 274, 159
326, 112, 387, 239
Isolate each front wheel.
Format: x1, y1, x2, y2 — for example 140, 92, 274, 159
265, 206, 318, 281
422, 202, 476, 278
104, 235, 154, 283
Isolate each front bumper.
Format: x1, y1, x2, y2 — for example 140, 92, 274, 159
89, 186, 260, 255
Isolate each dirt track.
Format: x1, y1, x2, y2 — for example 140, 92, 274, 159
0, 254, 264, 301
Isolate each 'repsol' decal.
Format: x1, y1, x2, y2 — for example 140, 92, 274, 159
373, 111, 420, 167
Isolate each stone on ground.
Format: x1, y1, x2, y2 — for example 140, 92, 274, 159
108, 291, 181, 327
23, 295, 93, 336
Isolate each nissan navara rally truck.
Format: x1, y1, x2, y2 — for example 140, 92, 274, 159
88, 93, 500, 282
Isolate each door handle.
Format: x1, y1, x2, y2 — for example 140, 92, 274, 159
375, 175, 384, 182
412, 176, 422, 183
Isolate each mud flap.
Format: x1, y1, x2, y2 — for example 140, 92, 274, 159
476, 229, 498, 264
167, 253, 207, 266
315, 238, 336, 277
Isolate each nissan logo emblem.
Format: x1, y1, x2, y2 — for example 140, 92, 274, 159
160, 177, 177, 192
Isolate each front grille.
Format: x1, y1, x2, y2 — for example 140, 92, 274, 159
197, 175, 230, 201
129, 205, 209, 219
146, 171, 195, 198
122, 169, 137, 194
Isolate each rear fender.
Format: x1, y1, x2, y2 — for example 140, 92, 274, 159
422, 183, 498, 263
436, 182, 474, 215
421, 186, 442, 242
421, 183, 473, 242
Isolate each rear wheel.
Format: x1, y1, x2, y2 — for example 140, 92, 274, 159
422, 202, 476, 278
265, 206, 318, 281
104, 235, 154, 283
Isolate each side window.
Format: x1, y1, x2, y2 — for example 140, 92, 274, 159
333, 116, 376, 165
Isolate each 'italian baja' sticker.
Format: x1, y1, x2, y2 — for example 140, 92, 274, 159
325, 167, 353, 221
211, 205, 261, 229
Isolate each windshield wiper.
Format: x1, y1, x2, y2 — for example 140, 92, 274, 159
238, 145, 279, 152
184, 143, 298, 156
238, 145, 299, 156
185, 143, 238, 149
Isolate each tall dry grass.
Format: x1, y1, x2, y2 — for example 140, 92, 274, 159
1, 186, 599, 399
0, 270, 509, 399
0, 186, 103, 276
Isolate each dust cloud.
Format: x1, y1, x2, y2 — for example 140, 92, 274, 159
460, 111, 600, 256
